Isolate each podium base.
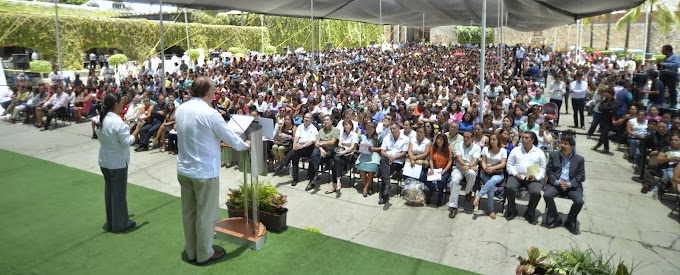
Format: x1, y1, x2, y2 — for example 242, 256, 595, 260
215, 218, 267, 250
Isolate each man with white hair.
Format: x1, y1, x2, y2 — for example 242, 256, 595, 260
124, 95, 144, 132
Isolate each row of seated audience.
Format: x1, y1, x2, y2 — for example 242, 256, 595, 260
265, 104, 584, 234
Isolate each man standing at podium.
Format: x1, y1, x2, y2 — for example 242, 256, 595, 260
176, 76, 250, 265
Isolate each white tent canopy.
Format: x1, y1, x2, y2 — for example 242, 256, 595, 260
130, 0, 644, 31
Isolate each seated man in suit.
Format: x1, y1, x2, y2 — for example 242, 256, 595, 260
306, 115, 339, 191
505, 131, 546, 225
544, 137, 585, 235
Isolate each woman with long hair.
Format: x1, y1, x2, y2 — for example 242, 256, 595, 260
95, 93, 142, 232
407, 126, 432, 182
150, 101, 176, 151
472, 123, 489, 149
458, 112, 475, 132
355, 122, 381, 197
497, 128, 515, 154
425, 133, 453, 206
448, 102, 464, 125
329, 119, 359, 194
73, 86, 93, 123
272, 115, 296, 166
475, 134, 507, 219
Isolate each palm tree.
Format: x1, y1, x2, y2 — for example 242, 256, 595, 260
615, 0, 680, 58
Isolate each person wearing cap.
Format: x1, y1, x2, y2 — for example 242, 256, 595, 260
545, 136, 585, 235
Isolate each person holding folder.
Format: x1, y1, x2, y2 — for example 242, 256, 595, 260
425, 133, 453, 207
504, 131, 546, 225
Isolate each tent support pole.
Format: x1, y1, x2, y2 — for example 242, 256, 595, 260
480, 0, 487, 116
498, 0, 503, 74
379, 0, 382, 44
311, 0, 314, 68
184, 8, 190, 51
54, 1, 62, 71
159, 0, 165, 93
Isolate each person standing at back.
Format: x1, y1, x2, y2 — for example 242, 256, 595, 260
569, 73, 587, 129
175, 76, 250, 265
95, 93, 142, 232
659, 45, 680, 108
514, 44, 525, 77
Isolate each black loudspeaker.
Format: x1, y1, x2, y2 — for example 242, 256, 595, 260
370, 40, 376, 46
326, 42, 332, 50
12, 54, 29, 70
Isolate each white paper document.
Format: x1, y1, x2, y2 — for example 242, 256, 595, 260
403, 164, 423, 179
227, 114, 255, 135
256, 117, 275, 138
358, 144, 372, 154
426, 168, 443, 181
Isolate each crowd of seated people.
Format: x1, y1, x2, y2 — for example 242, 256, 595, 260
6, 41, 680, 227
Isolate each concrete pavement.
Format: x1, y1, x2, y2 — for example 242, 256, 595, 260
0, 111, 678, 274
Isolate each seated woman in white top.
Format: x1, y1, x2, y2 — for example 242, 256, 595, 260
329, 119, 359, 194
626, 110, 648, 161
407, 126, 431, 182
475, 133, 507, 219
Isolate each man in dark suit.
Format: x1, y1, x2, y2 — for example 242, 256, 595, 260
545, 136, 585, 235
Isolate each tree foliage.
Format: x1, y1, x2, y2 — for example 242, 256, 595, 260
189, 11, 384, 51
59, 0, 89, 5
455, 26, 495, 44
108, 54, 128, 65
615, 0, 680, 34
187, 49, 200, 61
0, 0, 119, 17
0, 13, 269, 70
29, 60, 52, 73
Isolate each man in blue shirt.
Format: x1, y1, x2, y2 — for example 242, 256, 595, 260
660, 45, 680, 106
545, 137, 586, 235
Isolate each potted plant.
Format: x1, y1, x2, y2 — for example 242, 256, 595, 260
259, 193, 288, 232
517, 246, 548, 275
544, 245, 636, 275
225, 185, 246, 218
225, 180, 288, 232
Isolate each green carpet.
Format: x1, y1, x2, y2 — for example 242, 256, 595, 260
0, 149, 474, 275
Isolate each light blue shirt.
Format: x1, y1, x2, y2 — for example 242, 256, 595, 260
662, 53, 680, 72
556, 152, 573, 188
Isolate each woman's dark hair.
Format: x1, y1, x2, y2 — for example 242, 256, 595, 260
366, 121, 379, 146
432, 133, 451, 158
98, 93, 120, 128
525, 131, 539, 146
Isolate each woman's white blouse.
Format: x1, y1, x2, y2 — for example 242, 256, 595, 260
95, 112, 136, 169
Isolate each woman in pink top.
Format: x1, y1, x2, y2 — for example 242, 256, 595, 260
73, 87, 93, 123
448, 102, 464, 124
